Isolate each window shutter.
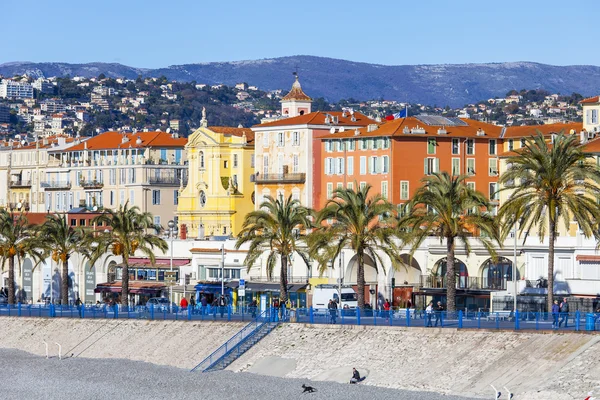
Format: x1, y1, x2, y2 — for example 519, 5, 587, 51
424, 158, 429, 174
434, 158, 440, 173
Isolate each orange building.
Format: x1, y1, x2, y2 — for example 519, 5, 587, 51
317, 116, 504, 212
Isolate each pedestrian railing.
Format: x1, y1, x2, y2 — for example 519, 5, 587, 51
1, 303, 598, 332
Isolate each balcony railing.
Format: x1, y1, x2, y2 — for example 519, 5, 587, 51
80, 180, 104, 189
41, 181, 72, 190
254, 173, 306, 184
248, 276, 309, 284
419, 275, 508, 291
8, 202, 29, 211
147, 176, 188, 186
9, 180, 31, 188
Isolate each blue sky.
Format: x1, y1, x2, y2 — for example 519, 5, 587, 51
2, 0, 598, 68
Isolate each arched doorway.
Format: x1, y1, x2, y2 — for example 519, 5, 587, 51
433, 257, 468, 288
480, 257, 517, 290
345, 254, 378, 307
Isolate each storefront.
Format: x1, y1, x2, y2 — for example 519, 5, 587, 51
110, 258, 190, 283
194, 282, 235, 305
241, 282, 308, 308
94, 281, 167, 305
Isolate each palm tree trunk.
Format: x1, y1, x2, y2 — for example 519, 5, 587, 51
122, 254, 129, 309
61, 258, 69, 306
280, 255, 288, 303
8, 256, 15, 305
446, 236, 457, 312
357, 252, 365, 310
547, 217, 556, 313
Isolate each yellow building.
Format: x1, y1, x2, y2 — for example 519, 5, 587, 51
177, 109, 255, 238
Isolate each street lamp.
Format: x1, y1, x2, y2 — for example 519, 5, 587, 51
168, 220, 176, 310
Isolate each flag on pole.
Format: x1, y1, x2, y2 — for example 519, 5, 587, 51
392, 106, 408, 119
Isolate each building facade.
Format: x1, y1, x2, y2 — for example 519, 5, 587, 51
0, 80, 33, 99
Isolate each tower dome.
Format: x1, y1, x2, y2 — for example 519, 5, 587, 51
281, 74, 312, 117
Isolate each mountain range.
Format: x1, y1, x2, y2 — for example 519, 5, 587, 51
2, 56, 600, 107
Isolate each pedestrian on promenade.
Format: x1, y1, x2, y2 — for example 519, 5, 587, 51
189, 294, 196, 314
75, 297, 83, 318
558, 297, 569, 328
426, 301, 434, 327
250, 299, 257, 318
434, 301, 444, 327
350, 368, 362, 384
219, 295, 227, 318
201, 295, 208, 315
551, 300, 559, 328
383, 298, 391, 320
211, 297, 218, 318
180, 296, 188, 312
328, 299, 338, 324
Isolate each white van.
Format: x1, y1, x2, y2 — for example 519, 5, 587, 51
312, 284, 358, 309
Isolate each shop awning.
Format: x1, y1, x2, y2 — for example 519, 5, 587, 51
94, 281, 166, 294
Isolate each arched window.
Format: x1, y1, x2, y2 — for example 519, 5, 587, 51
199, 151, 205, 169
481, 257, 517, 289
434, 258, 468, 288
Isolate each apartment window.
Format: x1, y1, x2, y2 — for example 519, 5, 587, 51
277, 132, 284, 147
360, 182, 366, 190
382, 137, 390, 149
292, 154, 299, 173
452, 138, 460, 155
292, 131, 300, 146
120, 169, 126, 184
199, 151, 205, 169
347, 156, 354, 175
466, 182, 475, 190
224, 160, 228, 169
335, 140, 343, 152
336, 157, 345, 175
326, 183, 333, 199
337, 182, 343, 190
427, 138, 437, 155
109, 169, 116, 185
80, 219, 86, 226
381, 181, 388, 199
466, 139, 474, 155
467, 158, 476, 175
347, 139, 356, 151
325, 140, 333, 152
424, 157, 439, 175
452, 158, 460, 176
120, 190, 125, 205
400, 181, 409, 200
373, 139, 380, 150
263, 132, 269, 148
263, 155, 269, 175
520, 138, 526, 148
359, 139, 367, 150
489, 182, 499, 201
370, 156, 379, 174
382, 156, 389, 174
233, 154, 238, 168
359, 156, 367, 175
325, 157, 334, 175
489, 139, 497, 155
593, 109, 599, 124
76, 171, 82, 186
70, 219, 76, 227
489, 158, 498, 176
154, 216, 161, 228
110, 191, 114, 206
347, 182, 354, 190
129, 190, 134, 204
174, 190, 179, 205
508, 139, 514, 151
175, 149, 182, 164
129, 168, 136, 184
152, 190, 161, 205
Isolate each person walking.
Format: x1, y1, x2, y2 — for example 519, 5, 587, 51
328, 299, 338, 324
180, 296, 188, 312
551, 300, 560, 329
558, 297, 569, 328
75, 297, 83, 318
425, 301, 434, 327
383, 298, 391, 320
219, 294, 227, 318
201, 295, 208, 315
189, 294, 196, 314
250, 299, 257, 318
434, 301, 445, 327
211, 297, 218, 318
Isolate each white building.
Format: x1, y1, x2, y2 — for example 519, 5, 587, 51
0, 80, 33, 99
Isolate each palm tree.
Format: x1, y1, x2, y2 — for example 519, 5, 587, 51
39, 214, 90, 306
498, 132, 600, 312
0, 210, 42, 304
401, 172, 499, 312
235, 195, 312, 303
90, 203, 168, 308
309, 184, 402, 310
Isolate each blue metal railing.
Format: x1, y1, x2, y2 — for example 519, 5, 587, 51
191, 309, 272, 372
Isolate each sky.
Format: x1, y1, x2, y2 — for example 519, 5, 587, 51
2, 0, 599, 68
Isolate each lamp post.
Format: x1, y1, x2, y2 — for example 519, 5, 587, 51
513, 221, 517, 313
168, 220, 175, 310
220, 244, 225, 297
338, 251, 344, 304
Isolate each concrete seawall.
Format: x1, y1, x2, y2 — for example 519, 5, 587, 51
0, 317, 244, 369
1, 318, 599, 399
228, 324, 600, 400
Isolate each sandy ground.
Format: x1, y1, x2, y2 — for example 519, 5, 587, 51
1, 318, 599, 399
1, 348, 478, 400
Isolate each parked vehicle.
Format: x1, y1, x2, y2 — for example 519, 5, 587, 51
145, 297, 172, 312
312, 284, 358, 309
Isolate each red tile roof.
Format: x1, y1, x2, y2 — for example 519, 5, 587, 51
207, 126, 255, 143
580, 137, 600, 153
580, 96, 600, 104
322, 117, 503, 139
64, 131, 187, 152
281, 77, 312, 102
254, 111, 374, 129
10, 135, 76, 151
502, 123, 582, 139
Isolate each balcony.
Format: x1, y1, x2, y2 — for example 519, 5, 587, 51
147, 176, 188, 186
254, 173, 306, 184
8, 202, 29, 211
248, 276, 309, 284
80, 179, 104, 189
419, 275, 508, 291
9, 180, 31, 188
41, 181, 72, 190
